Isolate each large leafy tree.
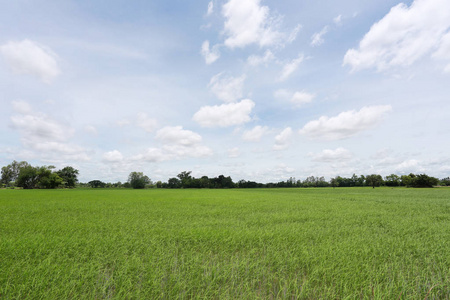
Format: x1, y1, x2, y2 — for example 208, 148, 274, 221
36, 166, 63, 189
88, 180, 106, 188
128, 172, 151, 189
1, 161, 30, 186
410, 174, 438, 188
16, 165, 39, 189
57, 166, 79, 188
365, 174, 383, 188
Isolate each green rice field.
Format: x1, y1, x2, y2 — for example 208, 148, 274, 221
1, 187, 449, 299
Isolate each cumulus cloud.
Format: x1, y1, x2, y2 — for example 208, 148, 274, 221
221, 0, 283, 48
311, 26, 329, 47
274, 89, 314, 107
279, 53, 304, 81
103, 150, 124, 162
310, 147, 353, 162
273, 127, 293, 150
193, 99, 255, 128
291, 91, 315, 107
10, 101, 89, 161
134, 126, 212, 162
395, 159, 421, 173
0, 39, 60, 83
155, 126, 202, 146
136, 113, 158, 133
343, 0, 450, 72
299, 105, 392, 140
201, 40, 220, 64
209, 72, 245, 103
242, 125, 269, 142
247, 50, 275, 67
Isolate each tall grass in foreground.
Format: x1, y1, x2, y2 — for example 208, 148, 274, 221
1, 188, 449, 299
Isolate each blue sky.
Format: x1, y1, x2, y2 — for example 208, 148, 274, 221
1, 0, 449, 183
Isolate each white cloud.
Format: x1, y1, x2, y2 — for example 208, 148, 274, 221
395, 159, 421, 174
136, 113, 158, 133
311, 26, 329, 47
279, 53, 304, 81
10, 101, 89, 161
274, 89, 314, 107
11, 112, 71, 143
134, 126, 212, 162
333, 15, 343, 26
343, 0, 450, 72
209, 73, 246, 103
228, 147, 240, 158
207, 1, 214, 16
103, 150, 124, 162
12, 100, 33, 114
201, 40, 220, 64
242, 125, 269, 142
155, 126, 202, 146
273, 127, 293, 150
291, 91, 315, 107
221, 0, 283, 48
299, 105, 392, 140
432, 32, 450, 72
272, 163, 295, 176
193, 99, 255, 128
310, 147, 353, 162
0, 39, 60, 83
288, 24, 302, 43
247, 50, 275, 67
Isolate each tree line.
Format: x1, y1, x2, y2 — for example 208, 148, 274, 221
86, 171, 447, 189
1, 161, 78, 189
2, 160, 449, 190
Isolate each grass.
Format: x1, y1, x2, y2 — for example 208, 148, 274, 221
1, 187, 449, 299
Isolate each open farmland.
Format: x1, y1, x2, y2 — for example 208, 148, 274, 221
1, 188, 449, 299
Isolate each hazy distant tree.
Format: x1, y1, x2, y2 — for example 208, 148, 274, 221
365, 174, 383, 188
440, 177, 450, 186
128, 172, 150, 189
330, 177, 338, 188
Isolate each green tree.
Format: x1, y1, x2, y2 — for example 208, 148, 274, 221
167, 177, 181, 188
16, 165, 39, 189
177, 171, 192, 188
57, 166, 79, 188
365, 174, 383, 188
1, 160, 30, 187
128, 172, 150, 189
88, 180, 106, 188
410, 174, 438, 188
385, 174, 400, 187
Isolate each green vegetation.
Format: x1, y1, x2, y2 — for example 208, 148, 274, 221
1, 187, 449, 299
